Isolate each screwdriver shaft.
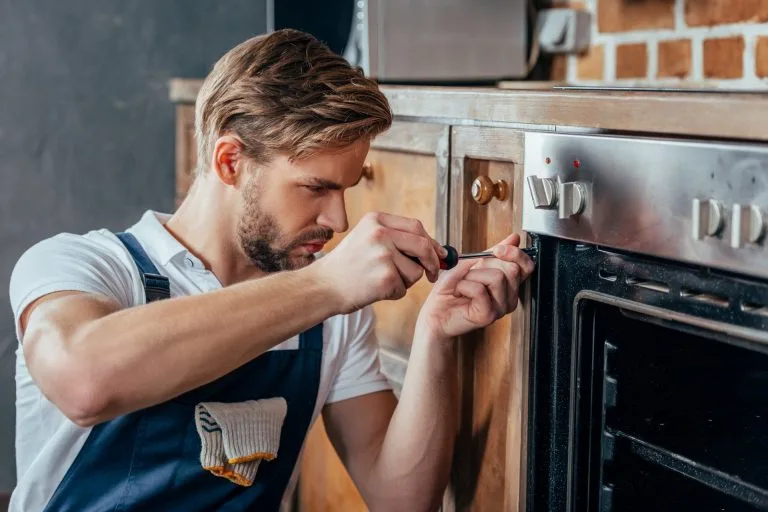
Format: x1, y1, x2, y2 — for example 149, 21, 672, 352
458, 247, 538, 261
457, 251, 494, 260
407, 245, 538, 270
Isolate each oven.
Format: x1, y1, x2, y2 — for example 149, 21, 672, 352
521, 132, 768, 511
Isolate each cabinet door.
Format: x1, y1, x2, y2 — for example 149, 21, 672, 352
444, 127, 531, 512
298, 121, 450, 511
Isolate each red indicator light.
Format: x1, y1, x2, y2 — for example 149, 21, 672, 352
573, 160, 581, 168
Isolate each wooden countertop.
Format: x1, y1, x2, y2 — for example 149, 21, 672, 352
169, 78, 768, 142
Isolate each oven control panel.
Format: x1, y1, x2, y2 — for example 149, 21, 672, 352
522, 132, 768, 280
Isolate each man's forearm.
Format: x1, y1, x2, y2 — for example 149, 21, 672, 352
368, 332, 459, 511
28, 264, 339, 425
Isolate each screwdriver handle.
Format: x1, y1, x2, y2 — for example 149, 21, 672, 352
440, 245, 460, 270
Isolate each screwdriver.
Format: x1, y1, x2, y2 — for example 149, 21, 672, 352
409, 244, 538, 270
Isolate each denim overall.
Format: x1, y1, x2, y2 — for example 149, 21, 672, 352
44, 232, 323, 511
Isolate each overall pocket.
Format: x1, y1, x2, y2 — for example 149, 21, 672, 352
194, 398, 288, 486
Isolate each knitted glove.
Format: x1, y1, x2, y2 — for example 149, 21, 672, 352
194, 397, 288, 486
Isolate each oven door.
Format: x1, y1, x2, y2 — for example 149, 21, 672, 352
526, 236, 768, 512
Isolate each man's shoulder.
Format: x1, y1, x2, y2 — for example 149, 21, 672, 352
14, 227, 131, 270
9, 226, 141, 319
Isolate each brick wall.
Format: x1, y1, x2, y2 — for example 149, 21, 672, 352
552, 0, 768, 88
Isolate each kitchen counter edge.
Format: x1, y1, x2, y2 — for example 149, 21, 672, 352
169, 78, 768, 142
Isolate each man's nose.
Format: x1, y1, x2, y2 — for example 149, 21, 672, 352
318, 194, 349, 233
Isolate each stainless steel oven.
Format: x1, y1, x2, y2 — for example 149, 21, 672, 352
522, 132, 768, 511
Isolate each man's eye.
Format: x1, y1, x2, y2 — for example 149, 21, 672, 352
305, 185, 326, 194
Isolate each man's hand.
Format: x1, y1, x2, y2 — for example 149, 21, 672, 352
312, 212, 447, 315
415, 233, 535, 341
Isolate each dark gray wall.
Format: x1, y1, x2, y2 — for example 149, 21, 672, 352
0, 0, 267, 490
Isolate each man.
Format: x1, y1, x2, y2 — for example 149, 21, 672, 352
8, 29, 534, 511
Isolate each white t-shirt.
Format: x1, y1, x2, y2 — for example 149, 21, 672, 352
7, 210, 391, 512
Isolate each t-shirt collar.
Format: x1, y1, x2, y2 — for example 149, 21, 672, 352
127, 210, 194, 267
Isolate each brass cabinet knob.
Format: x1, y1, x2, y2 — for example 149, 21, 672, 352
361, 162, 374, 181
471, 176, 508, 205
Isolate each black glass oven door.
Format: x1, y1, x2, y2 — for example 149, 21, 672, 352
527, 237, 768, 512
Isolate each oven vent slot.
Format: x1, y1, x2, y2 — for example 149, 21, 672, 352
598, 268, 618, 282
680, 288, 730, 308
625, 276, 670, 294
741, 301, 768, 318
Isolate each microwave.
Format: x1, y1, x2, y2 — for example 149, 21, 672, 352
341, 0, 530, 83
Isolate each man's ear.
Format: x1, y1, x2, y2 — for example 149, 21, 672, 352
211, 135, 248, 187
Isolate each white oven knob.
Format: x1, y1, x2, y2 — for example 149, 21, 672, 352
731, 204, 766, 248
692, 198, 725, 240
527, 176, 558, 209
558, 181, 587, 219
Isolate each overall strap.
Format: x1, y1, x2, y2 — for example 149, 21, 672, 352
115, 232, 170, 303
299, 322, 324, 351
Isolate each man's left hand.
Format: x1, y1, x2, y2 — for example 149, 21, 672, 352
416, 233, 535, 341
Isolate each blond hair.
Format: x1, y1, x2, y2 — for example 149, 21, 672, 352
194, 29, 392, 173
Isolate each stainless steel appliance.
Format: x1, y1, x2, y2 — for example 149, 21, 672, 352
342, 0, 529, 82
522, 132, 768, 511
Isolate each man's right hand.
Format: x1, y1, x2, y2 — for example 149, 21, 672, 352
312, 212, 447, 315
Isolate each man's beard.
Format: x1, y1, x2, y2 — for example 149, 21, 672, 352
237, 186, 332, 273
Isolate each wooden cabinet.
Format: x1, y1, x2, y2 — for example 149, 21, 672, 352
298, 121, 451, 512
297, 125, 531, 512
443, 127, 530, 512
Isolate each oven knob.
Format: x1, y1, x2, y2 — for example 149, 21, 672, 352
558, 181, 587, 219
692, 198, 725, 240
526, 176, 558, 209
730, 204, 766, 248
